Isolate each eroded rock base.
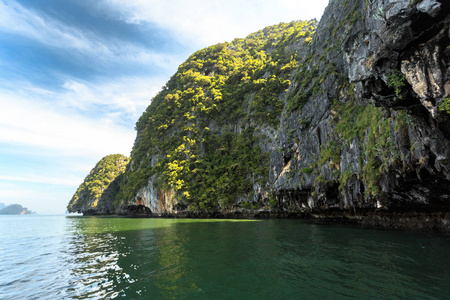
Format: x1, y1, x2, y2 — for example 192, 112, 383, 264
96, 208, 450, 232
118, 205, 152, 217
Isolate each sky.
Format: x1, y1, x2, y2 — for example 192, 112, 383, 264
0, 0, 329, 214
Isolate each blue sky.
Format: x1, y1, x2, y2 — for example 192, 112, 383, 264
0, 0, 328, 214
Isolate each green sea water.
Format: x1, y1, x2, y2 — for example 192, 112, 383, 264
0, 215, 449, 299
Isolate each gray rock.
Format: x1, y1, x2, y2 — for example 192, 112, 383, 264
385, 1, 411, 21
268, 0, 450, 213
417, 0, 441, 17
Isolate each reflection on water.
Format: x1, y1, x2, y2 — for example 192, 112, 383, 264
0, 216, 449, 299
153, 225, 192, 299
61, 218, 257, 299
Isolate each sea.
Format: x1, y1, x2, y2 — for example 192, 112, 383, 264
0, 215, 449, 299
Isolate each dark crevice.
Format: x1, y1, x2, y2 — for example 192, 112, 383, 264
325, 182, 340, 206
406, 4, 449, 50
392, 166, 450, 211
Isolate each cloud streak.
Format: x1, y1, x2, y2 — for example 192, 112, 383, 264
0, 0, 182, 71
0, 0, 103, 52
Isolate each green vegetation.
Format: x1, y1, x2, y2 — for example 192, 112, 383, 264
68, 154, 129, 212
117, 21, 316, 210
394, 111, 413, 133
439, 96, 450, 114
387, 70, 406, 99
68, 0, 445, 215
300, 167, 314, 175
318, 101, 397, 200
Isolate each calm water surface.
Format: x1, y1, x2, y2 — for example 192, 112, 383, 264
0, 215, 449, 299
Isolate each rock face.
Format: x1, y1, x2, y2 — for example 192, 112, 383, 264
67, 154, 129, 214
265, 0, 450, 229
71, 0, 450, 229
0, 204, 33, 215
271, 0, 450, 212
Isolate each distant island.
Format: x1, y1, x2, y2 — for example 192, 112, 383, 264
0, 203, 34, 215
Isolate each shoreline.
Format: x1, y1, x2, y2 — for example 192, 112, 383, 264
79, 206, 450, 232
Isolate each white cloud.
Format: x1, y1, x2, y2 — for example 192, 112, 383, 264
101, 0, 329, 46
0, 82, 145, 213
0, 188, 39, 201
0, 89, 135, 157
1, 71, 168, 129
59, 76, 164, 121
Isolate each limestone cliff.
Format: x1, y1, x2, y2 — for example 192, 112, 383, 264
116, 21, 316, 213
67, 154, 129, 215
271, 0, 450, 214
71, 0, 450, 229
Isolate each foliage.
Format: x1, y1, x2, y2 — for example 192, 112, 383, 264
373, 7, 386, 23
387, 70, 406, 99
285, 0, 364, 112
409, 0, 422, 6
241, 201, 254, 209
329, 102, 397, 199
268, 192, 278, 208
394, 111, 413, 133
68, 154, 129, 212
439, 96, 450, 114
300, 167, 314, 175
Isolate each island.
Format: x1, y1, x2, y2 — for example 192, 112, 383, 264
0, 204, 34, 215
68, 0, 450, 231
